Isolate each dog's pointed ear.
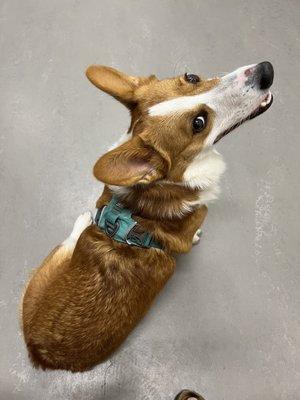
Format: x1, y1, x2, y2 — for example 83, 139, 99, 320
93, 136, 168, 186
174, 390, 206, 400
86, 65, 156, 107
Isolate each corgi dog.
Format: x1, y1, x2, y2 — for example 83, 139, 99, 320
22, 62, 274, 372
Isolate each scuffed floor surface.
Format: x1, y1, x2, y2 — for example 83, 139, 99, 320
0, 1, 299, 399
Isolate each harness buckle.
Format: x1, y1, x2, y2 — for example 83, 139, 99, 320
126, 224, 148, 247
104, 218, 120, 237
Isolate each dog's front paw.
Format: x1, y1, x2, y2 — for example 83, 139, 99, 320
192, 229, 202, 245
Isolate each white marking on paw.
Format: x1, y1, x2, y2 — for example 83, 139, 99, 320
192, 228, 202, 245
63, 211, 93, 248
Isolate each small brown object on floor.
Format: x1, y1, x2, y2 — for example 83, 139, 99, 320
174, 389, 206, 400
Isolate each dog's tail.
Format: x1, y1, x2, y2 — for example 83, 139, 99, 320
26, 340, 48, 369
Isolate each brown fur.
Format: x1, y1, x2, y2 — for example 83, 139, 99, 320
22, 66, 216, 372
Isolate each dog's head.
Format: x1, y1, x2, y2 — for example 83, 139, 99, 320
87, 62, 273, 188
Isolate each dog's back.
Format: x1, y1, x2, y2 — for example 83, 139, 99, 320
22, 223, 176, 371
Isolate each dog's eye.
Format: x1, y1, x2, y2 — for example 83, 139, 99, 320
192, 115, 206, 133
185, 73, 200, 84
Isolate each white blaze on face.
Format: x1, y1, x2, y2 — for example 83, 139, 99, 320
149, 64, 270, 146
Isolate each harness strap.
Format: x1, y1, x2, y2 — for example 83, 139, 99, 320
95, 196, 162, 250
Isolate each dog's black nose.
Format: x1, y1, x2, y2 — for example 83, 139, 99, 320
256, 61, 274, 90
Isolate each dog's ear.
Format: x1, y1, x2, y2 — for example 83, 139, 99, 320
86, 65, 155, 107
93, 135, 168, 186
174, 390, 206, 400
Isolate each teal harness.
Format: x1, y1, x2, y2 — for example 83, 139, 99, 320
95, 196, 162, 250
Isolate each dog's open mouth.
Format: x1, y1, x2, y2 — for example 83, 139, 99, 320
214, 92, 273, 144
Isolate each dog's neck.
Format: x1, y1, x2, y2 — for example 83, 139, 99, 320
106, 145, 226, 220
110, 183, 201, 220
95, 143, 226, 252
96, 184, 209, 253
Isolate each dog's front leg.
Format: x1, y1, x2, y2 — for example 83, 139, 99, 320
166, 206, 208, 253
188, 206, 207, 247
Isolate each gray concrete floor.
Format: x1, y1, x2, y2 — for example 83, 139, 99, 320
0, 1, 299, 399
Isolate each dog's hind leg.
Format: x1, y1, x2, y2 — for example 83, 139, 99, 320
32, 210, 93, 278
22, 211, 93, 368
23, 210, 93, 308
35, 210, 93, 285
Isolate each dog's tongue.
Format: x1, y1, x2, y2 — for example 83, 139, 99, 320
260, 91, 272, 107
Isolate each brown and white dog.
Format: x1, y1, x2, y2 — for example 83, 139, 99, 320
22, 62, 274, 372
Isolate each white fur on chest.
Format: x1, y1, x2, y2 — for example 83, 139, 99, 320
183, 147, 226, 189
181, 147, 226, 210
